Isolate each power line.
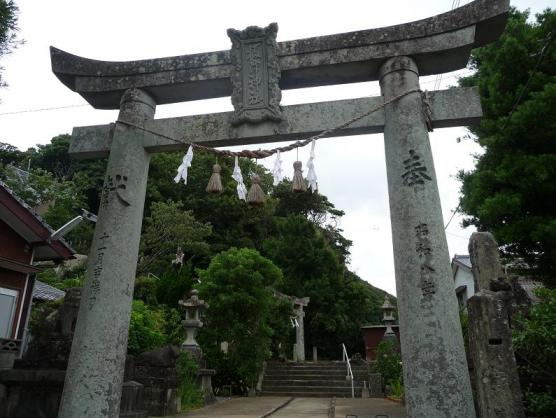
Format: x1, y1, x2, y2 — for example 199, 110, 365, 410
433, 0, 463, 90
0, 70, 474, 118
0, 103, 89, 116
444, 204, 461, 230
446, 231, 470, 241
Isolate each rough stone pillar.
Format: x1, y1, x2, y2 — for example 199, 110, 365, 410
58, 88, 155, 418
379, 56, 475, 418
469, 232, 505, 292
468, 290, 525, 418
295, 307, 305, 362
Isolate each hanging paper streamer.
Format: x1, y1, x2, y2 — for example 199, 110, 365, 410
306, 140, 317, 192
247, 174, 266, 206
272, 150, 284, 186
292, 161, 307, 192
232, 156, 248, 201
174, 146, 193, 184
206, 163, 224, 193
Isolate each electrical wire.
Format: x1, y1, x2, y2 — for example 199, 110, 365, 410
0, 103, 89, 116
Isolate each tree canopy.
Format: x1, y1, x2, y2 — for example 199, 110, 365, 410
197, 248, 288, 389
458, 8, 556, 283
0, 0, 21, 88
3, 126, 392, 391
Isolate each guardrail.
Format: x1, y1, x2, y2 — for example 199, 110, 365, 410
341, 343, 355, 398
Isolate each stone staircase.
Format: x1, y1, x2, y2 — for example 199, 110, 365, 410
261, 361, 369, 398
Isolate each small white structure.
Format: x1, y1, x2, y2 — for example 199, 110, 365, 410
451, 254, 475, 310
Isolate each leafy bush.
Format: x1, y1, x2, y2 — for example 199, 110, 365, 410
134, 276, 159, 305
374, 339, 402, 387
176, 352, 204, 411
513, 287, 556, 417
390, 378, 404, 398
28, 299, 62, 337
155, 266, 195, 307
127, 300, 166, 355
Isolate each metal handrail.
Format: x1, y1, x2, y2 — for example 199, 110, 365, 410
341, 343, 355, 398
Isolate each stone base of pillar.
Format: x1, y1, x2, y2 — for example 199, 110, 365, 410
198, 369, 216, 404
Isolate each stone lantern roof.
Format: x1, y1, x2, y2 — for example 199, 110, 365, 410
178, 289, 208, 311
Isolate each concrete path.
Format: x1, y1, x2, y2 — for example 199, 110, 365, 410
173, 397, 406, 418
335, 398, 406, 418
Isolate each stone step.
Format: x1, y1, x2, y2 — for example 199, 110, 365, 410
263, 379, 362, 387
264, 372, 367, 378
264, 374, 368, 379
261, 361, 369, 398
265, 368, 368, 374
265, 367, 368, 372
260, 390, 362, 398
266, 362, 366, 369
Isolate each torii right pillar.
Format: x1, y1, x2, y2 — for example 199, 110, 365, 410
379, 56, 475, 417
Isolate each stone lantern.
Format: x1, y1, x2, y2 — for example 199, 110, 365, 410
178, 289, 208, 361
381, 296, 397, 341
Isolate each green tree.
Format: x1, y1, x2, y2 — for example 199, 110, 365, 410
197, 248, 286, 391
458, 8, 556, 282
138, 200, 212, 275
262, 215, 387, 357
26, 134, 107, 213
0, 0, 21, 88
512, 288, 556, 417
127, 300, 167, 355
0, 142, 23, 165
374, 339, 402, 387
0, 164, 91, 250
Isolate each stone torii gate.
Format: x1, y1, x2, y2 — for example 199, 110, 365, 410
50, 1, 509, 417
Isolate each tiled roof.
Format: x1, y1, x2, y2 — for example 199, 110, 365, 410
0, 179, 74, 259
33, 280, 66, 301
0, 179, 57, 237
453, 254, 472, 270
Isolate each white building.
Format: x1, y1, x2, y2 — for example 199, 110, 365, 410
451, 254, 475, 310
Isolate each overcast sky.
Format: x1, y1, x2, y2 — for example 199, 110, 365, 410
0, 0, 551, 295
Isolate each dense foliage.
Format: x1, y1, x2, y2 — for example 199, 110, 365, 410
0, 0, 21, 88
513, 288, 556, 417
458, 8, 556, 283
197, 248, 289, 392
5, 127, 391, 395
373, 339, 402, 389
176, 352, 204, 410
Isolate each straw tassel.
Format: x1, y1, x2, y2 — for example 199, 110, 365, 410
246, 174, 265, 206
206, 163, 223, 193
292, 161, 307, 192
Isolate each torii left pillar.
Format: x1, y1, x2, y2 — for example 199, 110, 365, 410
58, 88, 155, 418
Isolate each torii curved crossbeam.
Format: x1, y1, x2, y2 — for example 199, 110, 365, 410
50, 0, 509, 109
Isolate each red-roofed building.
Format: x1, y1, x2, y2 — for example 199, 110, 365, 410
0, 181, 73, 360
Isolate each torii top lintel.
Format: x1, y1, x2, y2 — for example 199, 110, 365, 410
50, 0, 508, 110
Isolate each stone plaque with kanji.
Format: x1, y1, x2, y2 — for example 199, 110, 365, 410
227, 23, 282, 125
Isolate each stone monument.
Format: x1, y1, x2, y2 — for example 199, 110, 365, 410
468, 233, 525, 418
50, 1, 510, 416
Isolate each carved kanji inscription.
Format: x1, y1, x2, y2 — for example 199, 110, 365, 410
227, 23, 282, 125
402, 149, 432, 187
